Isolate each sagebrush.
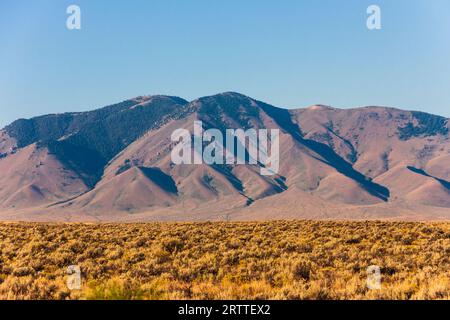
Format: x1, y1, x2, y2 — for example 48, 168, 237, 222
0, 221, 449, 300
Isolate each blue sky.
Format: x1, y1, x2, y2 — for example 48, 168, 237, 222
1, 0, 449, 127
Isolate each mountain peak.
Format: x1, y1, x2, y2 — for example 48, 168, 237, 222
307, 104, 336, 111
195, 92, 251, 102
1, 93, 449, 221
220, 91, 250, 98
130, 95, 189, 106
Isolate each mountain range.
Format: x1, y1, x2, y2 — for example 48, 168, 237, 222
0, 92, 449, 222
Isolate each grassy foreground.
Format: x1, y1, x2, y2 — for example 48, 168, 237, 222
0, 221, 449, 300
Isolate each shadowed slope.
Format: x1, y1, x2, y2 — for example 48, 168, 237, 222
259, 103, 390, 201
407, 166, 450, 192
0, 92, 449, 221
139, 167, 178, 194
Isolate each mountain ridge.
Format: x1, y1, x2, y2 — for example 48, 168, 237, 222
0, 92, 449, 221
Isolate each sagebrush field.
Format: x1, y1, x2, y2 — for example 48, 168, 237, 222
0, 221, 449, 300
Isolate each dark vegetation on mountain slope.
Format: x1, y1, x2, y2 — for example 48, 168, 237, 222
5, 100, 140, 148
398, 111, 449, 140
197, 92, 263, 131
59, 96, 189, 160
6, 96, 189, 187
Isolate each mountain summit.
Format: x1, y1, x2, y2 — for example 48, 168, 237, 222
0, 93, 449, 221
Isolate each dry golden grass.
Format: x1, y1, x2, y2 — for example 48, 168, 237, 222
0, 221, 449, 300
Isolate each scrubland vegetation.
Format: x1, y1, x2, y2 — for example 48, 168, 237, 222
0, 221, 449, 300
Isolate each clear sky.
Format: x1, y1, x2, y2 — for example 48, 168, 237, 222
1, 0, 449, 127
